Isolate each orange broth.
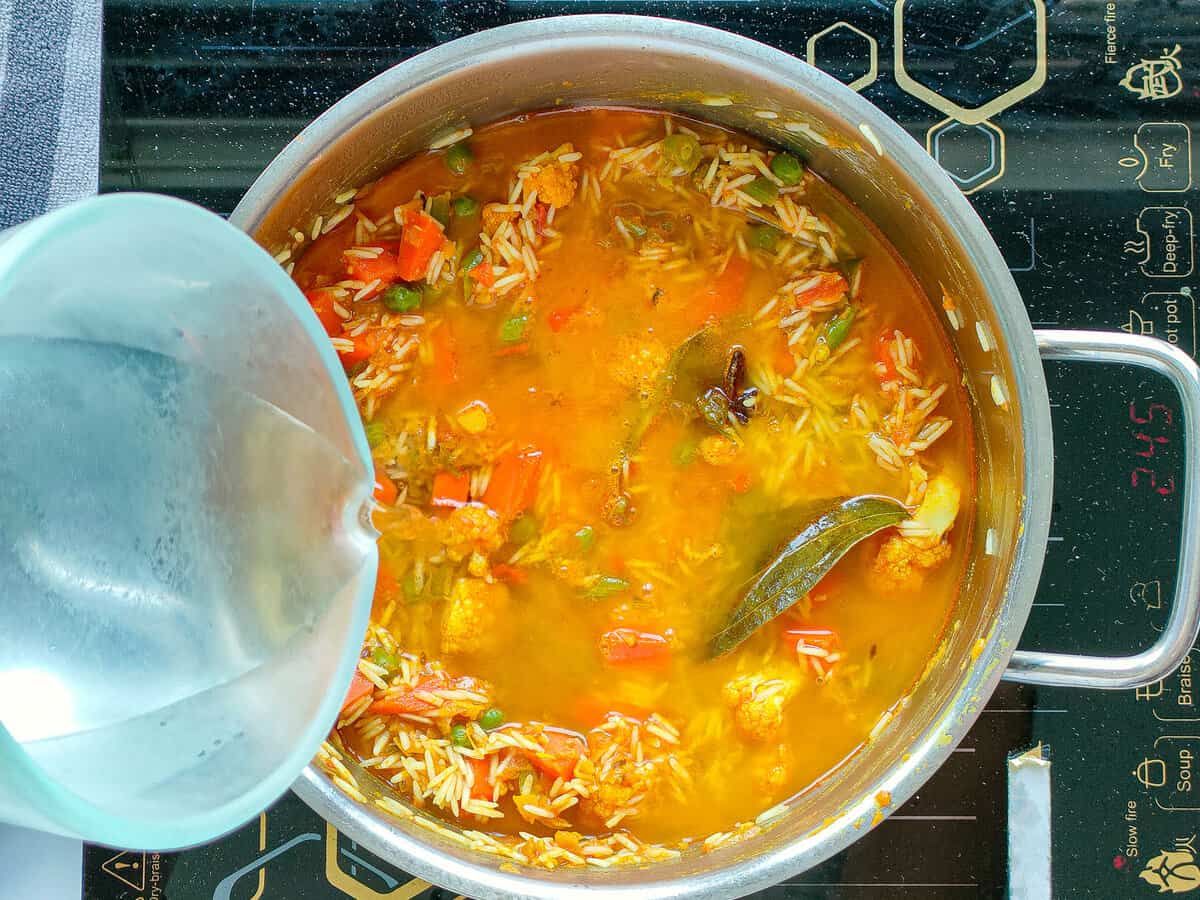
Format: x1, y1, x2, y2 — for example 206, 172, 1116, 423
291, 108, 974, 853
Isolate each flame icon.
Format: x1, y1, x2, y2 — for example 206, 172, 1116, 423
1126, 238, 1149, 256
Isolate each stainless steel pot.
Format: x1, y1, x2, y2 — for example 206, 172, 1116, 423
230, 16, 1200, 899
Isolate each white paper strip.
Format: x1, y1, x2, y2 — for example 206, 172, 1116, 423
1008, 742, 1052, 900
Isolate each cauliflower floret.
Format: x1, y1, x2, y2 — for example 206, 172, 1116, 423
481, 202, 517, 235
441, 577, 510, 655
610, 333, 669, 395
699, 435, 740, 466
440, 503, 505, 562
527, 161, 578, 208
723, 674, 798, 742
872, 475, 960, 589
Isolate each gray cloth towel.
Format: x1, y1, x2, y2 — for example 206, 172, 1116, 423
0, 0, 101, 229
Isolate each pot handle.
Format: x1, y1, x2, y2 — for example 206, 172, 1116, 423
1004, 329, 1200, 689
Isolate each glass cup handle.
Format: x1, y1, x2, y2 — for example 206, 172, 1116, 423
1004, 329, 1200, 689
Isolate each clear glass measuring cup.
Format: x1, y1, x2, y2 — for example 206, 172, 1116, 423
0, 193, 378, 849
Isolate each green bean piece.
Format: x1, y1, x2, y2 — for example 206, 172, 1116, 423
371, 646, 398, 670
364, 421, 387, 448
584, 575, 631, 598
823, 305, 857, 350
429, 195, 451, 228
743, 177, 779, 205
499, 314, 529, 344
672, 435, 700, 467
381, 284, 422, 312
662, 133, 703, 174
461, 247, 484, 274
770, 152, 804, 186
748, 225, 782, 252
445, 142, 474, 175
575, 525, 596, 553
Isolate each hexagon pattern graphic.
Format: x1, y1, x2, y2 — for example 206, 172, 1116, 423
895, 0, 1047, 125
926, 118, 1006, 194
807, 21, 879, 93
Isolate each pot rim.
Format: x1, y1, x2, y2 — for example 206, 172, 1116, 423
232, 14, 1053, 899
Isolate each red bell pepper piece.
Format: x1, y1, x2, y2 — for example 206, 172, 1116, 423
373, 463, 399, 506
875, 330, 898, 381
341, 671, 375, 712
397, 210, 445, 282
547, 305, 581, 332
338, 331, 376, 369
599, 628, 672, 666
481, 447, 543, 520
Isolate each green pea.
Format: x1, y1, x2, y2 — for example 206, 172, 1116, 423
445, 142, 474, 175
453, 195, 480, 217
381, 283, 422, 312
575, 525, 596, 553
461, 247, 484, 274
583, 575, 631, 598
510, 514, 539, 545
662, 133, 702, 174
743, 177, 779, 205
748, 225, 782, 252
822, 305, 857, 350
770, 152, 804, 186
672, 435, 699, 467
364, 421, 387, 448
371, 646, 398, 670
499, 314, 529, 344
429, 195, 451, 228
450, 724, 471, 747
480, 707, 504, 730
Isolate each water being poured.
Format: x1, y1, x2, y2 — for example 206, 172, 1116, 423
0, 336, 375, 814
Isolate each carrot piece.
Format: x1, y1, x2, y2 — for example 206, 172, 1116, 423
494, 342, 529, 358
304, 288, 344, 337
875, 330, 898, 381
481, 447, 543, 520
492, 563, 528, 585
793, 270, 848, 308
373, 463, 399, 506
469, 260, 496, 288
366, 675, 442, 715
730, 468, 753, 494
397, 210, 445, 281
468, 755, 494, 800
695, 252, 749, 322
574, 696, 651, 728
526, 730, 586, 781
533, 202, 549, 236
547, 305, 580, 332
341, 671, 375, 712
430, 325, 458, 385
599, 628, 672, 666
344, 241, 403, 293
431, 471, 471, 509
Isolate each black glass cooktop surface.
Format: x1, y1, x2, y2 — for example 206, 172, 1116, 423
91, 3, 1199, 897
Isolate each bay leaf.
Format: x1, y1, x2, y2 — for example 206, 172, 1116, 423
707, 494, 908, 658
